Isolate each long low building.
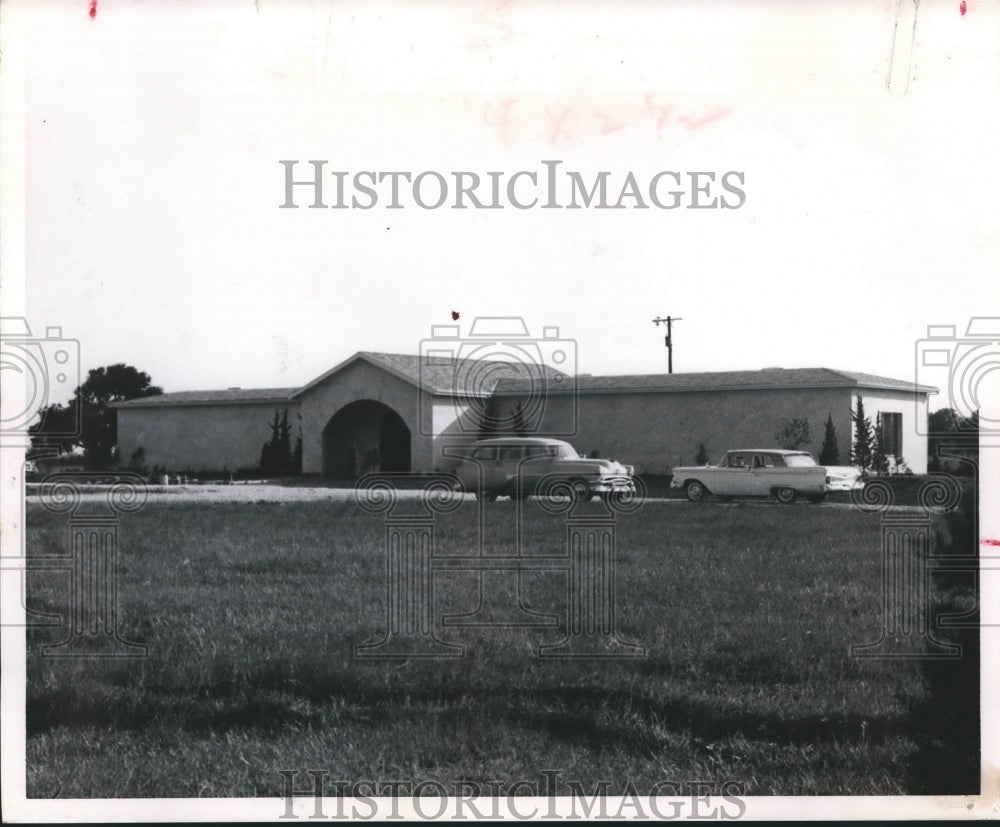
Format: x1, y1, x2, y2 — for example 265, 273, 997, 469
113, 351, 935, 476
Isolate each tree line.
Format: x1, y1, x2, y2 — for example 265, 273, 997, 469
28, 363, 163, 469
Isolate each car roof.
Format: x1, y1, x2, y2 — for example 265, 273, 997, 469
726, 448, 810, 455
469, 437, 570, 447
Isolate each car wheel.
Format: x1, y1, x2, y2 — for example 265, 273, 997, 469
570, 479, 591, 503
807, 492, 827, 504
476, 489, 498, 503
775, 487, 797, 504
685, 480, 707, 502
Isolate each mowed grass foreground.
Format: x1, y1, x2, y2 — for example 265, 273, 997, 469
24, 498, 947, 797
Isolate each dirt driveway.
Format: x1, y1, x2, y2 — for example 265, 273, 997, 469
23, 481, 446, 505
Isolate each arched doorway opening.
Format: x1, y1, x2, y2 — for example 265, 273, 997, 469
322, 400, 411, 477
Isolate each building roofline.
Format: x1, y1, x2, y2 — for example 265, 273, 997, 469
111, 390, 297, 408
491, 382, 938, 396
113, 359, 937, 407
289, 352, 394, 399
492, 367, 936, 396
289, 351, 552, 399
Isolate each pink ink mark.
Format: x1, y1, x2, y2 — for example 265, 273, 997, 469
644, 95, 675, 134
484, 97, 517, 145
982, 538, 1000, 546
677, 107, 732, 131
593, 111, 625, 135
960, 0, 967, 14
544, 105, 573, 145
89, 0, 97, 18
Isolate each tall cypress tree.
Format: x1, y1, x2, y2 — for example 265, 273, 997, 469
851, 396, 874, 471
261, 409, 294, 473
872, 416, 889, 474
818, 413, 841, 465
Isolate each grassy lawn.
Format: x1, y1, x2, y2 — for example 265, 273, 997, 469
22, 497, 966, 797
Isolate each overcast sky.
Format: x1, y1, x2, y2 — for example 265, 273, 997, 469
7, 0, 998, 411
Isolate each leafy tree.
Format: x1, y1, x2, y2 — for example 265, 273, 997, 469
29, 363, 162, 468
851, 396, 874, 472
695, 443, 709, 465
818, 413, 841, 465
928, 407, 978, 473
928, 407, 962, 434
960, 410, 981, 474
775, 417, 811, 450
28, 404, 79, 456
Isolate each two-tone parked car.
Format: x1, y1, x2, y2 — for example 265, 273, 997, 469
455, 437, 636, 503
670, 449, 833, 504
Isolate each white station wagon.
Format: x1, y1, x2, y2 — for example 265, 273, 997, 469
670, 449, 833, 504
455, 437, 636, 503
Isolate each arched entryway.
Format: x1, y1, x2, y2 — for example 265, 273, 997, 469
322, 400, 412, 477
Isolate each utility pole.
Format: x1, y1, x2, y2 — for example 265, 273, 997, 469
652, 316, 682, 373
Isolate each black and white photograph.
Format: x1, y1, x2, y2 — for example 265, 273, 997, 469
1, 0, 997, 820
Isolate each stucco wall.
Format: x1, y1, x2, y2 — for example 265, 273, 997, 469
118, 368, 931, 477
497, 387, 858, 474
296, 359, 433, 474
853, 391, 928, 474
117, 401, 300, 472
431, 397, 483, 472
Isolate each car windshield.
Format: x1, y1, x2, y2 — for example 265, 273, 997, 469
721, 453, 751, 468
783, 453, 818, 467
556, 444, 581, 459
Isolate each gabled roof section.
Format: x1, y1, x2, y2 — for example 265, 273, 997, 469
112, 387, 297, 408
493, 367, 935, 395
830, 369, 935, 393
291, 351, 568, 399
